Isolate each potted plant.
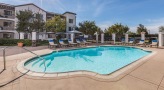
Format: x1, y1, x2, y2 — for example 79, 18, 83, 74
17, 41, 23, 47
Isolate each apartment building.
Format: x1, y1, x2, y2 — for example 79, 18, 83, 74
15, 3, 47, 39
63, 12, 76, 32
0, 3, 77, 40
46, 12, 66, 39
0, 3, 17, 39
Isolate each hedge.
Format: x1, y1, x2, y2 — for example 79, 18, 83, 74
0, 39, 32, 46
37, 40, 48, 46
0, 39, 51, 46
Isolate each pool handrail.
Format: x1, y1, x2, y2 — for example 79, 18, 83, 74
0, 46, 47, 72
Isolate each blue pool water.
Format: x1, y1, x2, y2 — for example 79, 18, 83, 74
24, 46, 151, 74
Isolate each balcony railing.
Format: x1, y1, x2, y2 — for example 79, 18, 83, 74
0, 27, 14, 30
0, 14, 15, 19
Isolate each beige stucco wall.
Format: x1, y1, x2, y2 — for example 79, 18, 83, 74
15, 4, 47, 27
63, 13, 76, 32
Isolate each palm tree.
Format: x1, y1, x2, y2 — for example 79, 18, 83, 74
159, 26, 164, 32
78, 21, 99, 35
107, 23, 129, 40
136, 24, 148, 34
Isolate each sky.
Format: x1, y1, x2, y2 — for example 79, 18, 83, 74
1, 0, 164, 34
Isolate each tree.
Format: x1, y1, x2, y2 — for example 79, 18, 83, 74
31, 13, 45, 32
107, 23, 129, 39
96, 27, 103, 34
78, 21, 100, 35
16, 10, 33, 39
136, 24, 148, 34
45, 16, 66, 33
127, 31, 136, 35
159, 26, 164, 32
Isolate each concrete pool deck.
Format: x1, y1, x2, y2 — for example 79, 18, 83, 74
0, 46, 164, 90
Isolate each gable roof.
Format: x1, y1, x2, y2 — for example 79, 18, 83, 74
0, 3, 15, 10
0, 3, 14, 7
15, 3, 47, 12
63, 11, 76, 15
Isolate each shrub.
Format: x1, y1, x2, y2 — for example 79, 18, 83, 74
0, 39, 32, 46
37, 40, 48, 46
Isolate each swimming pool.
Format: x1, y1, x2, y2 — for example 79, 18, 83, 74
24, 46, 151, 75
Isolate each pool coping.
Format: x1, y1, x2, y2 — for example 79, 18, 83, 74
16, 45, 157, 81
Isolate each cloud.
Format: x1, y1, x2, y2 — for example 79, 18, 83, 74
93, 0, 115, 17
45, 0, 66, 13
97, 21, 113, 30
99, 18, 164, 34
93, 2, 105, 17
130, 18, 164, 34
146, 18, 164, 24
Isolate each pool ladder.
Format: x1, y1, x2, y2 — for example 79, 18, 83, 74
1, 46, 47, 72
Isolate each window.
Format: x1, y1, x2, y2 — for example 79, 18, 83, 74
4, 10, 12, 16
40, 14, 43, 20
69, 27, 72, 31
24, 34, 28, 39
3, 34, 11, 38
3, 22, 11, 27
48, 34, 52, 38
48, 34, 55, 38
69, 19, 73, 23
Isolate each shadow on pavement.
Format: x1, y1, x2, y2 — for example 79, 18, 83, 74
0, 70, 30, 87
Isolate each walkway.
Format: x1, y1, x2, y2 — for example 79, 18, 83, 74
0, 46, 164, 90
0, 46, 48, 56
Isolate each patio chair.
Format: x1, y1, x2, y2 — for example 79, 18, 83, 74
136, 40, 145, 46
127, 39, 135, 46
68, 39, 77, 46
82, 39, 91, 45
76, 39, 85, 46
48, 39, 58, 48
120, 38, 125, 45
115, 40, 122, 45
59, 39, 68, 47
149, 40, 158, 47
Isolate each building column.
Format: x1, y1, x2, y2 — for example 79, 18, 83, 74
27, 33, 31, 39
101, 33, 104, 43
95, 32, 99, 43
45, 34, 48, 40
141, 32, 145, 40
112, 33, 116, 44
125, 33, 129, 43
71, 33, 74, 43
20, 32, 24, 39
32, 32, 37, 47
14, 32, 19, 39
42, 34, 46, 40
159, 32, 164, 47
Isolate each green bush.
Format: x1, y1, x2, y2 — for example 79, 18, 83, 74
37, 40, 48, 46
0, 39, 32, 46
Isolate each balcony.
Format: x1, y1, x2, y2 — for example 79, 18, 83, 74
0, 11, 15, 21
0, 26, 15, 30
0, 15, 15, 21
